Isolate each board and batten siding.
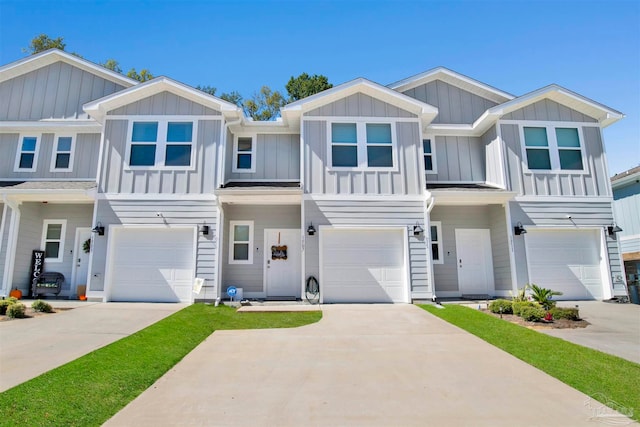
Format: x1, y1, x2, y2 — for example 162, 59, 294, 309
501, 123, 609, 197
304, 199, 429, 297
89, 199, 218, 297
427, 136, 485, 182
502, 99, 597, 123
220, 205, 301, 294
401, 80, 497, 124
613, 182, 640, 239
303, 120, 423, 195
0, 133, 100, 179
225, 133, 300, 182
107, 91, 221, 116
482, 125, 505, 188
305, 93, 417, 118
0, 62, 126, 121
101, 119, 221, 194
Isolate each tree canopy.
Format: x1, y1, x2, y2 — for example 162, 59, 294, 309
243, 86, 286, 121
24, 34, 66, 55
126, 68, 154, 83
286, 73, 333, 102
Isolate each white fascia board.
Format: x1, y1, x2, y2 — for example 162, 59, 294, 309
216, 190, 302, 205
0, 49, 137, 87
0, 189, 95, 203
229, 119, 297, 134
426, 110, 501, 136
0, 120, 102, 133
431, 190, 516, 205
611, 170, 640, 188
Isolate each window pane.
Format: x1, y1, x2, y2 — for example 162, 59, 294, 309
526, 149, 551, 170
430, 225, 438, 242
424, 156, 433, 171
234, 225, 250, 242
332, 123, 357, 143
423, 139, 432, 154
132, 122, 158, 142
367, 146, 393, 167
19, 153, 34, 169
431, 243, 439, 261
167, 122, 193, 142
22, 137, 37, 152
130, 145, 156, 166
57, 137, 72, 151
45, 242, 60, 259
55, 153, 70, 169
237, 153, 252, 169
559, 150, 583, 170
165, 145, 191, 166
524, 127, 548, 147
238, 137, 252, 151
556, 128, 580, 148
366, 123, 392, 144
233, 243, 249, 261
46, 224, 62, 239
332, 146, 358, 167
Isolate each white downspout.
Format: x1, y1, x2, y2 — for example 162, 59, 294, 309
220, 118, 243, 188
2, 196, 21, 297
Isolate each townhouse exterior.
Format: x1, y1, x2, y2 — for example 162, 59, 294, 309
611, 166, 640, 288
0, 49, 628, 303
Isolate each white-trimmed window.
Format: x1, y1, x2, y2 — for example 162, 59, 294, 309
329, 121, 396, 169
232, 135, 256, 173
50, 135, 75, 171
41, 220, 66, 263
430, 221, 443, 264
423, 139, 436, 173
14, 135, 39, 172
229, 221, 253, 264
522, 125, 585, 172
127, 120, 195, 169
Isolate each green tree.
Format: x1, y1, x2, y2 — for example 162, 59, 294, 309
101, 59, 122, 74
196, 85, 217, 96
24, 34, 66, 54
243, 86, 286, 121
127, 68, 154, 82
285, 73, 332, 101
220, 91, 243, 106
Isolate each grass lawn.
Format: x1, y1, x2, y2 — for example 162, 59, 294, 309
0, 304, 321, 427
421, 304, 640, 422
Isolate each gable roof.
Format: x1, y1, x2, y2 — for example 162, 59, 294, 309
388, 67, 515, 104
0, 49, 137, 87
83, 76, 243, 123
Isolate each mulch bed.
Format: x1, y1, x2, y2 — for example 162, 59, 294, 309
483, 310, 590, 329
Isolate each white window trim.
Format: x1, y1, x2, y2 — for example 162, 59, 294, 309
124, 119, 198, 171
231, 134, 257, 173
518, 124, 587, 175
422, 136, 437, 174
326, 119, 398, 172
49, 134, 76, 172
430, 221, 443, 264
13, 134, 40, 172
229, 220, 253, 265
41, 219, 67, 263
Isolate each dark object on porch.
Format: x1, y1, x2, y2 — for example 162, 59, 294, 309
33, 272, 64, 297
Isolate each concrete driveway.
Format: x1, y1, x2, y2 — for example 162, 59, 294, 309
0, 301, 185, 392
106, 304, 636, 426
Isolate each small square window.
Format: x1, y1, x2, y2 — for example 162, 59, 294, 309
233, 136, 255, 172
15, 136, 38, 171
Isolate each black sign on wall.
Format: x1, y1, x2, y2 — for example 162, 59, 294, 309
29, 250, 45, 297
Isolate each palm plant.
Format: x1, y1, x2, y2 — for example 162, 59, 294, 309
529, 284, 563, 310
510, 284, 530, 302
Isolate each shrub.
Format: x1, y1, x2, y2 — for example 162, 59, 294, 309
7, 297, 18, 304
530, 284, 563, 310
489, 299, 513, 314
6, 303, 26, 318
0, 300, 12, 315
550, 307, 580, 321
510, 285, 530, 302
520, 306, 546, 322
513, 301, 538, 317
32, 300, 53, 313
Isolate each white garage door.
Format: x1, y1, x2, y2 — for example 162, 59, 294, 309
109, 228, 195, 303
526, 229, 604, 300
321, 228, 407, 303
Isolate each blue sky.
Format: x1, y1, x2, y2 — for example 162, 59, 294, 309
1, 0, 638, 175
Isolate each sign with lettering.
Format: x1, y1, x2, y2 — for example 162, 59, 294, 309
271, 245, 287, 260
30, 250, 45, 297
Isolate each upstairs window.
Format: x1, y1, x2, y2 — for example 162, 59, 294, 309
232, 135, 256, 173
14, 136, 39, 172
329, 121, 396, 169
229, 221, 253, 264
166, 122, 193, 167
51, 135, 75, 171
555, 128, 583, 170
522, 125, 585, 172
423, 139, 435, 173
331, 123, 357, 167
430, 221, 443, 264
41, 220, 66, 263
127, 120, 195, 169
366, 124, 393, 167
130, 122, 158, 166
524, 127, 551, 170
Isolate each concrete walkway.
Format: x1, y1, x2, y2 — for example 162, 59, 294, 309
0, 301, 185, 391
106, 304, 636, 426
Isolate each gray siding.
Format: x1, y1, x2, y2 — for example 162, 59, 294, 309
304, 121, 423, 195
402, 80, 497, 124
90, 199, 218, 295
428, 136, 485, 182
0, 62, 125, 121
221, 205, 301, 294
304, 199, 429, 297
107, 91, 221, 116
613, 182, 640, 240
225, 134, 300, 182
501, 124, 609, 197
0, 133, 100, 179
0, 203, 8, 290
502, 99, 597, 122
101, 119, 222, 194
489, 204, 512, 291
305, 93, 417, 118
482, 125, 505, 188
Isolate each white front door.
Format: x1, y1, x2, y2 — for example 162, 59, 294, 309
455, 229, 494, 295
71, 228, 92, 296
265, 229, 301, 298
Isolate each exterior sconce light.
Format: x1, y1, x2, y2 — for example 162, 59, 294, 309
413, 223, 424, 236
514, 222, 527, 236
92, 222, 105, 236
199, 225, 210, 236
607, 224, 622, 236
307, 223, 316, 236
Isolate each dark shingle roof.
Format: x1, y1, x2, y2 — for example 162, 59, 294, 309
0, 181, 97, 190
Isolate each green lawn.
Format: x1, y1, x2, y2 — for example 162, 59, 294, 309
0, 304, 321, 427
421, 304, 640, 422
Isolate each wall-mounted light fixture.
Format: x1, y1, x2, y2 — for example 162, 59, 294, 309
307, 223, 316, 236
199, 225, 210, 236
412, 222, 424, 236
607, 223, 623, 236
514, 222, 527, 236
92, 221, 105, 236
